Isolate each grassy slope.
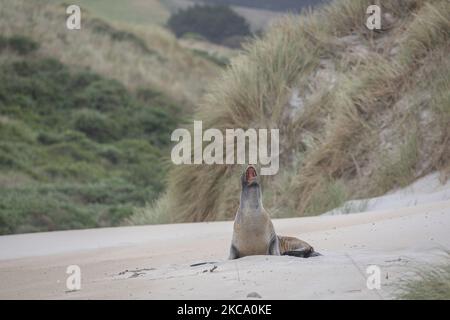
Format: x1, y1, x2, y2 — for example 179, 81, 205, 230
140, 0, 450, 224
50, 0, 170, 27
0, 0, 221, 108
0, 0, 222, 234
49, 0, 244, 63
0, 40, 183, 234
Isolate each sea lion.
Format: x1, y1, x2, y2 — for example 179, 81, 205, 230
229, 165, 320, 259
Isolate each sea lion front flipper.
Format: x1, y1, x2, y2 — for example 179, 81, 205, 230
228, 244, 240, 260
268, 234, 281, 255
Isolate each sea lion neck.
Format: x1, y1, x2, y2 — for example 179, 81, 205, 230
239, 183, 263, 214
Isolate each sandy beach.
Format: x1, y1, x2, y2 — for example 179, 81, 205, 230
1, 193, 449, 299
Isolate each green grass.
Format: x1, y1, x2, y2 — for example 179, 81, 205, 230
397, 254, 450, 300
305, 179, 347, 216
50, 0, 170, 27
374, 134, 419, 194
0, 54, 181, 234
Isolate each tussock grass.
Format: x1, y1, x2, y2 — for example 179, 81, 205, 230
126, 192, 174, 226
397, 253, 450, 300
374, 134, 419, 194
149, 0, 450, 224
398, 1, 450, 64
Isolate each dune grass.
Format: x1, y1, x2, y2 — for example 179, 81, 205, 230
132, 0, 450, 224
397, 253, 450, 300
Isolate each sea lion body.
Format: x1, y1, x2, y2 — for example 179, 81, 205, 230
229, 165, 318, 259
231, 210, 278, 257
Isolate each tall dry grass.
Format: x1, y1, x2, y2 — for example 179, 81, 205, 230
110, 0, 447, 224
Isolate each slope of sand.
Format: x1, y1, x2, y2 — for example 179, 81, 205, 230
1, 195, 449, 299
325, 172, 450, 215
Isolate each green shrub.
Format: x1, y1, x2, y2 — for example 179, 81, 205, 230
7, 35, 39, 55
0, 56, 181, 234
0, 35, 8, 51
41, 162, 104, 182
0, 35, 39, 55
72, 109, 119, 142
0, 186, 97, 234
73, 79, 131, 112
97, 145, 123, 164
37, 132, 62, 145
0, 118, 35, 143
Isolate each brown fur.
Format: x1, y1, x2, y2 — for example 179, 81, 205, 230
278, 236, 314, 256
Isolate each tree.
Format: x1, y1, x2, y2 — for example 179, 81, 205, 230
167, 5, 251, 46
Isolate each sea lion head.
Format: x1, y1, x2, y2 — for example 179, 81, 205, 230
241, 165, 260, 188
239, 165, 262, 211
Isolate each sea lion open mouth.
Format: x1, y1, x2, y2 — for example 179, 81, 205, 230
245, 166, 257, 185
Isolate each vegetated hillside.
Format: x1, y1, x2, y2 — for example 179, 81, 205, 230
0, 0, 203, 234
0, 0, 221, 108
48, 0, 237, 70
50, 0, 170, 27
0, 37, 182, 234
164, 0, 326, 32
132, 0, 450, 224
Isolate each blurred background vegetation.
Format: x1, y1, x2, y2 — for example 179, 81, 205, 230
161, 0, 450, 224
0, 0, 323, 234
1, 0, 449, 235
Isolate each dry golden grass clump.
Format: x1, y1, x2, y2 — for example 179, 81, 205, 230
0, 0, 221, 107
140, 0, 450, 224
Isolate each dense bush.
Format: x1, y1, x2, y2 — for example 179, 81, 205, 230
167, 5, 250, 45
0, 35, 39, 55
72, 109, 119, 142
